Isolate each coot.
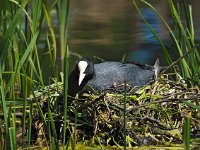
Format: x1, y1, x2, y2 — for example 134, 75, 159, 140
68, 58, 160, 97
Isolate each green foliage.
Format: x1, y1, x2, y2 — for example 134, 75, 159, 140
168, 0, 200, 86
132, 0, 200, 87
132, 0, 200, 149
0, 0, 199, 149
183, 113, 191, 150
123, 80, 127, 150
0, 0, 70, 149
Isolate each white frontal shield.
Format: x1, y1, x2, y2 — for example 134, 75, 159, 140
78, 61, 88, 86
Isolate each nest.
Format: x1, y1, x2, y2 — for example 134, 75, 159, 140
30, 73, 200, 147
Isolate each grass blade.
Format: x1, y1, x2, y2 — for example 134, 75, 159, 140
123, 80, 127, 150
9, 127, 15, 150
184, 113, 191, 150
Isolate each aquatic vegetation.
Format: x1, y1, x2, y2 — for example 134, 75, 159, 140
0, 0, 69, 149
0, 0, 199, 149
132, 0, 200, 87
16, 73, 200, 149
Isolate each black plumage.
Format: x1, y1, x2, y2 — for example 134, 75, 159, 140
68, 58, 158, 97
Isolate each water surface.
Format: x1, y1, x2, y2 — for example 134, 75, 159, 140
67, 0, 200, 66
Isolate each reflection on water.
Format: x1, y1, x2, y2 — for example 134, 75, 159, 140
68, 0, 200, 66
68, 0, 169, 65
127, 7, 164, 64
38, 0, 200, 79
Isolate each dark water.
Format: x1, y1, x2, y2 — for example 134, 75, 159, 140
41, 0, 200, 79
67, 0, 200, 67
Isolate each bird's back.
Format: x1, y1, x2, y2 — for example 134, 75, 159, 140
86, 61, 154, 91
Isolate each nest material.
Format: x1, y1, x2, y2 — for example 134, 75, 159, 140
31, 73, 200, 147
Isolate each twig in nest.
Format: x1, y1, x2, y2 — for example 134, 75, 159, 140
126, 95, 200, 114
138, 116, 173, 130
79, 93, 106, 110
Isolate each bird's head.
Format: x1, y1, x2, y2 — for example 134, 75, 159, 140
76, 58, 94, 86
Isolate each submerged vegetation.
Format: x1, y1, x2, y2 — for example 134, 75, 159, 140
0, 0, 199, 149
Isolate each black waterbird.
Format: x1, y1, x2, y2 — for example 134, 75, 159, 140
68, 58, 161, 97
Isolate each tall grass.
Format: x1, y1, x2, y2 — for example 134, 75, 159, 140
56, 0, 70, 147
0, 0, 70, 149
123, 80, 127, 150
0, 0, 199, 149
183, 113, 191, 150
132, 0, 200, 149
132, 0, 200, 87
